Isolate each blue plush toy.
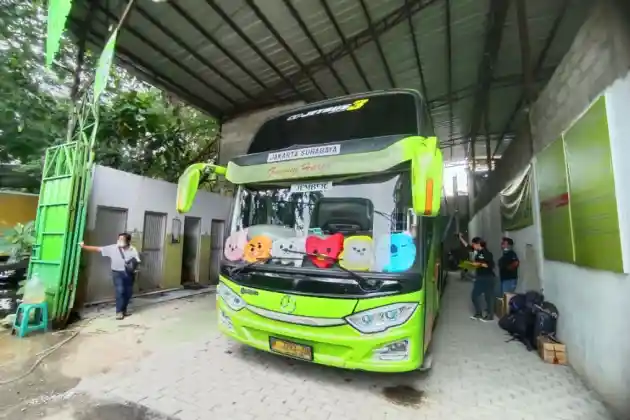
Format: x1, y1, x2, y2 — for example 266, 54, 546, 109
374, 233, 417, 272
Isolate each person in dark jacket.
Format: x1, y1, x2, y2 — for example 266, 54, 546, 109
458, 233, 496, 322
498, 237, 519, 294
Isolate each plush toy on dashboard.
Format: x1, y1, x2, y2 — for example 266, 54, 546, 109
223, 229, 248, 262
271, 237, 307, 267
243, 235, 272, 263
374, 233, 416, 272
339, 236, 374, 271
305, 233, 344, 269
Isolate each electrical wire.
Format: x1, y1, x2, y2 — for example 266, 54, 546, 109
0, 314, 103, 386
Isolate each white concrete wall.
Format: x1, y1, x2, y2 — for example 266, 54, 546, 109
88, 165, 232, 236
470, 2, 630, 416
82, 166, 233, 304
606, 73, 630, 274
468, 195, 502, 259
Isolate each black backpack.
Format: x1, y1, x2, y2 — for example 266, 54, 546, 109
524, 291, 544, 310
498, 311, 536, 350
508, 293, 527, 312
532, 302, 559, 348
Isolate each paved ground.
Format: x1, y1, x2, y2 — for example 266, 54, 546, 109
3, 276, 614, 420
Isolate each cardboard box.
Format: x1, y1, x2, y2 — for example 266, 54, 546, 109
502, 292, 516, 316
537, 335, 567, 365
494, 297, 504, 318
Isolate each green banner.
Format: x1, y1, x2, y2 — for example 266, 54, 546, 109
500, 165, 533, 231
93, 29, 118, 103
564, 96, 622, 272
46, 0, 73, 67
536, 138, 575, 263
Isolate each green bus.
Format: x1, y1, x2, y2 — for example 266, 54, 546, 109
177, 89, 445, 372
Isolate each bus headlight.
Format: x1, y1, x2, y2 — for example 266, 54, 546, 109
217, 283, 246, 311
346, 303, 418, 334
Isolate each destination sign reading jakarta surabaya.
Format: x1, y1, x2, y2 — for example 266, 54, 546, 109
267, 145, 341, 163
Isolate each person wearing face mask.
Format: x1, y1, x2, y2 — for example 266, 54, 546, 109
458, 233, 496, 322
498, 237, 519, 294
80, 233, 141, 320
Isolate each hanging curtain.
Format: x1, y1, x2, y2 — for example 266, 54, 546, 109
500, 165, 533, 231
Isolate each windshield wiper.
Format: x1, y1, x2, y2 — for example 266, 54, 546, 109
228, 259, 268, 277
284, 249, 381, 291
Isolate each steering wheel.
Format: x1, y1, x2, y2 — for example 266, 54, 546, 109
321, 219, 363, 233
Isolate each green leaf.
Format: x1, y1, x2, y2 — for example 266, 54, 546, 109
45, 0, 73, 67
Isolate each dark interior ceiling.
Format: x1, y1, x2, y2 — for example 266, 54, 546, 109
67, 0, 593, 164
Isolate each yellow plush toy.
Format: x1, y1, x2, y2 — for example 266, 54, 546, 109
340, 236, 374, 271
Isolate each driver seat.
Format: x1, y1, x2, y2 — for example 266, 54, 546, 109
309, 197, 374, 234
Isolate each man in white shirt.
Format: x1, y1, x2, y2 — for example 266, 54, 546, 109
80, 232, 141, 320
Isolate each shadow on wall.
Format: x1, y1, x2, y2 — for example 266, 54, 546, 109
517, 244, 542, 293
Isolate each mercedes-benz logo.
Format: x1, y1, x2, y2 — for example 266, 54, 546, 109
279, 295, 297, 314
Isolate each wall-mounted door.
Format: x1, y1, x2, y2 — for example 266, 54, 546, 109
181, 216, 201, 284
87, 207, 128, 303
209, 219, 225, 284
140, 212, 167, 292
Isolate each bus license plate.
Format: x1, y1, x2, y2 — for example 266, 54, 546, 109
269, 337, 313, 361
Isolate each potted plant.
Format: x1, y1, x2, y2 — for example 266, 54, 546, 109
3, 221, 35, 262
0, 222, 35, 321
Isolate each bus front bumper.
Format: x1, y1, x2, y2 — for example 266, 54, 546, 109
216, 297, 424, 373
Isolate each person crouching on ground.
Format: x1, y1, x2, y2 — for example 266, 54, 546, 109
498, 237, 519, 294
458, 233, 496, 322
79, 233, 141, 320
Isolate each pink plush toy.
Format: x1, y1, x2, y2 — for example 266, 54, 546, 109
224, 229, 248, 261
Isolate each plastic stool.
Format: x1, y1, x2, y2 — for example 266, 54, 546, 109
12, 302, 49, 338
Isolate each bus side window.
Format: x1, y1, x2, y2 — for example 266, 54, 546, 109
392, 171, 413, 232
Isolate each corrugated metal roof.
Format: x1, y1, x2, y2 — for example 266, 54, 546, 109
67, 0, 594, 162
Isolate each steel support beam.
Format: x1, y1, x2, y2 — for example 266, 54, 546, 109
168, 2, 272, 94
70, 1, 96, 103
245, 0, 326, 98
484, 109, 492, 171
515, 0, 535, 158
281, 0, 349, 94
405, 0, 432, 127
93, 4, 236, 109
228, 0, 440, 117
445, 0, 453, 156
68, 17, 224, 118
465, 0, 510, 159
515, 0, 535, 106
428, 68, 555, 109
492, 0, 568, 158
358, 0, 396, 88
320, 0, 372, 90
203, 0, 305, 100
134, 5, 252, 101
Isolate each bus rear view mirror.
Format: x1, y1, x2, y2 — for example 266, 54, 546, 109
176, 163, 227, 213
409, 136, 443, 217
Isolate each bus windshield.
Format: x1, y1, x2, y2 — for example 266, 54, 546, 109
248, 91, 430, 154
226, 168, 420, 274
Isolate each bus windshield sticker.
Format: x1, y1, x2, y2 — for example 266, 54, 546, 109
290, 181, 332, 194
267, 145, 341, 163
286, 99, 369, 121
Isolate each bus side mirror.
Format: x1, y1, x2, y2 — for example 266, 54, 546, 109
176, 163, 227, 213
411, 138, 443, 217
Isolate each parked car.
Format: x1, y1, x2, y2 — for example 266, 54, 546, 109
0, 258, 28, 319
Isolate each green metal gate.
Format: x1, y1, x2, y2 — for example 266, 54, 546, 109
28, 142, 91, 325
